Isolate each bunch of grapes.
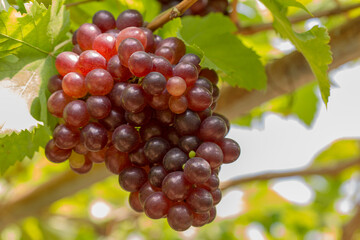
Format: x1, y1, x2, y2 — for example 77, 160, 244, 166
160, 0, 228, 16
45, 9, 240, 231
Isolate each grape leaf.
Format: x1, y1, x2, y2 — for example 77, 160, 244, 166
313, 139, 360, 166
155, 17, 182, 39
178, 14, 267, 90
0, 0, 70, 127
15, 0, 26, 14
0, 124, 51, 174
259, 0, 332, 105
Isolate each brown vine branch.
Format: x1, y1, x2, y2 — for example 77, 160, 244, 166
237, 3, 360, 35
146, 0, 199, 31
220, 158, 360, 191
230, 0, 241, 30
65, 0, 104, 8
342, 204, 360, 240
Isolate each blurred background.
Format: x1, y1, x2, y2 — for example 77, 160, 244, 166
1, 0, 360, 239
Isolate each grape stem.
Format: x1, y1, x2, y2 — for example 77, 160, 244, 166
342, 204, 360, 240
146, 0, 199, 31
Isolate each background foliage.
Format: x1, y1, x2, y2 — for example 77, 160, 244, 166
0, 0, 360, 239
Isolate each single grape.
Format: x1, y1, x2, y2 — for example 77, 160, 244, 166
116, 27, 147, 51
62, 72, 87, 98
113, 124, 140, 152
107, 55, 132, 82
211, 189, 222, 205
55, 52, 79, 76
72, 44, 82, 55
194, 77, 213, 93
53, 124, 80, 149
192, 212, 210, 227
129, 191, 144, 212
92, 10, 116, 32
47, 90, 72, 118
198, 116, 227, 142
212, 113, 230, 133
167, 203, 193, 231
121, 84, 146, 113
129, 146, 148, 167
116, 9, 143, 30
153, 34, 162, 49
45, 139, 72, 163
173, 62, 198, 86
196, 142, 223, 169
86, 147, 107, 163
197, 107, 212, 121
162, 171, 191, 201
190, 0, 208, 14
147, 89, 170, 110
155, 47, 175, 64
76, 23, 101, 50
141, 27, 155, 52
186, 86, 212, 111
85, 69, 114, 95
178, 135, 201, 153
148, 165, 167, 188
166, 76, 187, 97
119, 166, 147, 192
198, 173, 220, 192
99, 108, 125, 131
81, 122, 108, 151
164, 127, 180, 146
144, 192, 170, 219
140, 120, 163, 141
142, 72, 166, 95
156, 37, 186, 64
168, 95, 188, 114
72, 30, 78, 45
74, 141, 89, 155
77, 50, 107, 76
63, 100, 90, 128
105, 145, 130, 174
69, 151, 86, 168
92, 33, 117, 61
139, 181, 156, 206
70, 156, 93, 174
47, 75, 62, 93
199, 68, 218, 84
208, 207, 216, 223
184, 157, 211, 184
108, 82, 128, 107
163, 148, 188, 172
128, 51, 153, 77
155, 109, 174, 125
217, 138, 241, 164
86, 96, 111, 119
125, 107, 152, 126
180, 53, 201, 71
186, 187, 213, 213
174, 110, 201, 136
151, 56, 173, 79
143, 137, 170, 164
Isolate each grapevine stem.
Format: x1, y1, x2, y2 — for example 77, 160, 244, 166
146, 0, 199, 31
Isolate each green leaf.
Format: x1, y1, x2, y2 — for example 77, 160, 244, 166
16, 0, 26, 14
0, 124, 51, 174
178, 13, 267, 90
155, 17, 182, 39
260, 0, 332, 105
313, 139, 360, 166
0, 0, 70, 126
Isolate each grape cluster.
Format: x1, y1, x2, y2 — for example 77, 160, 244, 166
45, 9, 240, 231
160, 0, 228, 16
